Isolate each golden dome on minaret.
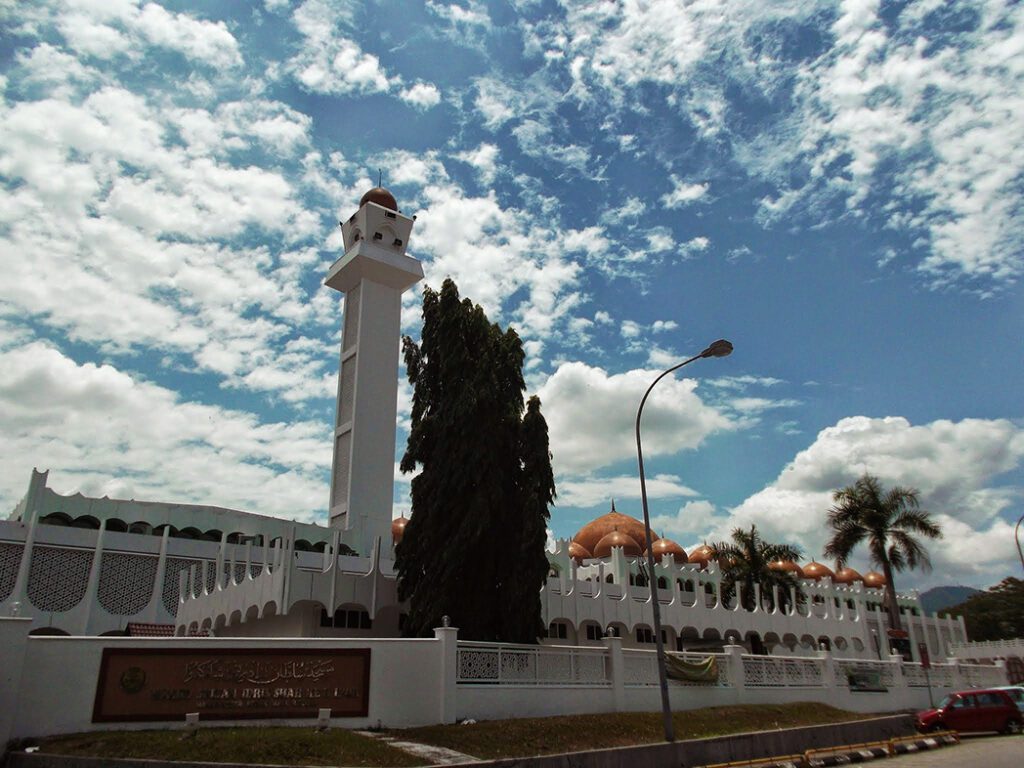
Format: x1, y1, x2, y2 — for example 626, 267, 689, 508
801, 561, 835, 581
571, 501, 650, 556
359, 186, 398, 211
863, 571, 887, 589
593, 529, 642, 558
391, 515, 408, 545
769, 559, 804, 577
568, 541, 592, 564
833, 566, 864, 585
647, 538, 687, 564
688, 543, 716, 569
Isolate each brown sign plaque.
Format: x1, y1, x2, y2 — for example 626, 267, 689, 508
92, 648, 370, 722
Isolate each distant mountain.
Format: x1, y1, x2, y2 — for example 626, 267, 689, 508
920, 585, 981, 615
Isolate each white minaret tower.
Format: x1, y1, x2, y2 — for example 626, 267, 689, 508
324, 186, 423, 555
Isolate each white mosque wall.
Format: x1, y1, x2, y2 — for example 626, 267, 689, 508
3, 616, 1005, 745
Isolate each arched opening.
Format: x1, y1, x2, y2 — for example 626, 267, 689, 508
782, 633, 799, 653
324, 603, 371, 632
244, 605, 259, 623
312, 541, 328, 553
605, 573, 614, 583
128, 521, 152, 535
294, 539, 313, 552
100, 629, 128, 637
764, 632, 782, 655
105, 518, 128, 533
177, 527, 202, 540
229, 610, 242, 627
546, 619, 573, 642
39, 512, 72, 527
606, 621, 628, 639
261, 601, 278, 620
29, 627, 70, 636
200, 529, 222, 542
71, 515, 101, 530
817, 635, 832, 651
745, 631, 766, 655
580, 620, 603, 643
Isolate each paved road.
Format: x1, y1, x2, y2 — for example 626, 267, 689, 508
885, 734, 1022, 767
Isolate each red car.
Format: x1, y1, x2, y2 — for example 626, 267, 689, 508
916, 688, 1023, 734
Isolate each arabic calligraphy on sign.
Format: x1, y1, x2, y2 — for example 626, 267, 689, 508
182, 659, 336, 685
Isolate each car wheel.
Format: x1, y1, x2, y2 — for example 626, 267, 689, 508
1004, 719, 1022, 735
928, 722, 945, 734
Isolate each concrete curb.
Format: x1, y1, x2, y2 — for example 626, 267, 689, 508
2, 715, 918, 768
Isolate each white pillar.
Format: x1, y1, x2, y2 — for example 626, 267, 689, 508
325, 194, 423, 557
434, 625, 459, 724
603, 633, 625, 712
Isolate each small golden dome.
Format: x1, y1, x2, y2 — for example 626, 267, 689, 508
360, 186, 398, 211
688, 543, 716, 569
572, 503, 650, 556
863, 571, 887, 588
801, 561, 836, 581
833, 566, 864, 585
568, 541, 592, 564
769, 560, 804, 577
391, 515, 408, 545
593, 529, 642, 558
647, 538, 687, 564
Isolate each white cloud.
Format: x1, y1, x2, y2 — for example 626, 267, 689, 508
537, 362, 735, 475
473, 76, 523, 130
662, 176, 709, 208
0, 342, 330, 520
728, 415, 1024, 585
399, 82, 442, 109
651, 500, 720, 542
558, 474, 698, 508
453, 142, 499, 185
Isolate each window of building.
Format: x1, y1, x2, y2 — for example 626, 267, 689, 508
321, 608, 372, 629
635, 627, 654, 644
547, 622, 567, 639
585, 624, 602, 641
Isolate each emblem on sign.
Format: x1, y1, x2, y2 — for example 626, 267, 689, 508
119, 667, 147, 694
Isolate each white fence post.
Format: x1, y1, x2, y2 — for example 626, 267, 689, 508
945, 657, 965, 689
0, 618, 33, 748
725, 641, 746, 693
818, 648, 836, 690
434, 624, 459, 724
603, 634, 625, 712
889, 652, 906, 689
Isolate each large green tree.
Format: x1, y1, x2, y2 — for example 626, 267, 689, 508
946, 577, 1024, 641
709, 525, 804, 614
823, 473, 942, 633
395, 279, 555, 642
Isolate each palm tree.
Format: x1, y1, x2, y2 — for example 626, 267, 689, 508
823, 473, 942, 633
709, 525, 804, 615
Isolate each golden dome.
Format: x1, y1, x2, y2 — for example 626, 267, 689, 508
360, 186, 398, 211
863, 571, 887, 588
833, 566, 864, 585
593, 530, 642, 558
568, 541, 592, 564
688, 543, 716, 569
769, 560, 804, 577
801, 561, 835, 581
572, 504, 650, 556
391, 515, 408, 545
647, 538, 687, 564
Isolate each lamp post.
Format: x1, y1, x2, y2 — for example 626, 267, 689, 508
1016, 512, 1024, 572
636, 338, 733, 743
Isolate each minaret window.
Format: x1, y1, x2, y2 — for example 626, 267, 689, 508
373, 232, 383, 241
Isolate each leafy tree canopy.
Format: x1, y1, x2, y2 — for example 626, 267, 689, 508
823, 473, 942, 632
945, 577, 1024, 641
395, 279, 555, 642
708, 525, 804, 614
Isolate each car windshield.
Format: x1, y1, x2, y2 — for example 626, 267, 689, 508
936, 695, 953, 709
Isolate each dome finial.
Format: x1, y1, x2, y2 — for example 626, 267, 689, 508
611, 498, 616, 512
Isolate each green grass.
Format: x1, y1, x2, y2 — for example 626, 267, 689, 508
36, 727, 427, 767
34, 704, 879, 765
393, 703, 877, 760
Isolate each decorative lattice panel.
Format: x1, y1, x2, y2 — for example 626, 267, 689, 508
97, 553, 157, 615
0, 542, 23, 601
162, 557, 200, 615
26, 546, 92, 612
250, 562, 263, 578
232, 563, 247, 584
205, 562, 217, 594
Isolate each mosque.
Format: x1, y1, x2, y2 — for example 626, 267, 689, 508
0, 187, 967, 665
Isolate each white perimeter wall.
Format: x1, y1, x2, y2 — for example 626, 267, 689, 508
1, 619, 449, 743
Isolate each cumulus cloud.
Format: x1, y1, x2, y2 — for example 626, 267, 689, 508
0, 343, 331, 520
558, 474, 698, 509
537, 362, 735, 475
399, 82, 442, 109
661, 177, 709, 208
727, 416, 1024, 585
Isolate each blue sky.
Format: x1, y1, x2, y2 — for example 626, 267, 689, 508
1, 0, 1022, 591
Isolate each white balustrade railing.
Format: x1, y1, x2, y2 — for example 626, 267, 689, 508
457, 642, 610, 686
743, 655, 825, 688
622, 649, 731, 688
834, 658, 898, 689
961, 662, 1008, 688
949, 639, 1024, 659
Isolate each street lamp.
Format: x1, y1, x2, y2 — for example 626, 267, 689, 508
636, 338, 733, 743
1016, 512, 1024, 572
